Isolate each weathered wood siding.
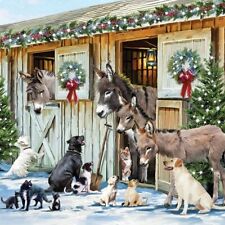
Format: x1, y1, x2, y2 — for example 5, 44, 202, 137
0, 34, 117, 181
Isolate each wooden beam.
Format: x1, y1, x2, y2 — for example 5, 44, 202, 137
115, 26, 166, 41
27, 42, 61, 53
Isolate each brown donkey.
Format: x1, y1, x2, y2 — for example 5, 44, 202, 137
136, 123, 225, 206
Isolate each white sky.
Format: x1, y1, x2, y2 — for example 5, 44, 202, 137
0, 0, 115, 25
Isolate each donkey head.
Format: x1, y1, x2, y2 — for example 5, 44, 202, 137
136, 123, 157, 166
19, 68, 51, 114
95, 63, 126, 118
117, 96, 137, 133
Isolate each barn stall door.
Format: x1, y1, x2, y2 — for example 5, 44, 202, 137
156, 28, 211, 192
55, 44, 92, 100
28, 103, 61, 169
158, 28, 211, 98
155, 100, 187, 192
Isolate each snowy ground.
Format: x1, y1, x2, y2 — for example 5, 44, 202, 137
0, 166, 225, 225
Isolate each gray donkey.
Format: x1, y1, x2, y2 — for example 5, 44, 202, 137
95, 63, 156, 120
19, 68, 55, 114
117, 95, 155, 183
95, 64, 157, 179
136, 123, 225, 206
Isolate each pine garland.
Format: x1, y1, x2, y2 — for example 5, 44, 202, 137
1, 1, 225, 48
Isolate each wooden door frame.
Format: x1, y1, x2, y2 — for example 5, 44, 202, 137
115, 36, 158, 186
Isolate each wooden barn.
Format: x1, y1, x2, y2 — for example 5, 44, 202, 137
0, 0, 225, 192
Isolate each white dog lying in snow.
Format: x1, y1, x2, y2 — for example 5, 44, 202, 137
5, 136, 43, 177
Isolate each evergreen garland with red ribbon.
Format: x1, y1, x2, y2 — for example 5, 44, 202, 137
58, 61, 86, 104
168, 48, 202, 98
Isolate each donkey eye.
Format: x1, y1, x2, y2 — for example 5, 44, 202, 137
146, 147, 152, 152
126, 115, 133, 121
105, 90, 112, 96
38, 90, 44, 94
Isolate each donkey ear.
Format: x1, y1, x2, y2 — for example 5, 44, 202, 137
94, 66, 106, 79
131, 96, 137, 108
136, 127, 146, 135
106, 63, 114, 82
19, 71, 33, 83
145, 121, 155, 134
118, 92, 127, 105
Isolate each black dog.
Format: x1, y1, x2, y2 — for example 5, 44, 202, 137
49, 193, 60, 211
1, 192, 20, 209
48, 135, 85, 192
20, 180, 51, 211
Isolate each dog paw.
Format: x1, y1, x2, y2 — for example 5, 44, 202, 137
164, 203, 171, 208
180, 212, 187, 215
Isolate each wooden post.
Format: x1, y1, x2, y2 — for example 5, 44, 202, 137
218, 28, 225, 83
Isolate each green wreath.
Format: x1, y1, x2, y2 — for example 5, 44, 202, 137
58, 61, 86, 89
168, 48, 202, 82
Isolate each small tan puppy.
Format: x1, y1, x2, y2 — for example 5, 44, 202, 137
164, 158, 225, 215
100, 175, 119, 207
123, 179, 144, 207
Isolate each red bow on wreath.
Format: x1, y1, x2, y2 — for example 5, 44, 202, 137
178, 69, 194, 98
66, 80, 79, 104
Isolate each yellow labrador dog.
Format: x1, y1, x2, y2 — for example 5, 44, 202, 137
100, 175, 119, 207
164, 158, 225, 215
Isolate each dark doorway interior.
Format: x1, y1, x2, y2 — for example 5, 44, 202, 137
123, 38, 157, 87
33, 51, 55, 72
120, 38, 157, 185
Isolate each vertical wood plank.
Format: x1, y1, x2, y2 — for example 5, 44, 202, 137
78, 101, 86, 161
84, 101, 93, 163
92, 35, 101, 173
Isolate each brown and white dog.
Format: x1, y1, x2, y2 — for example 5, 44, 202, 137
99, 175, 119, 207
123, 179, 144, 207
164, 158, 225, 215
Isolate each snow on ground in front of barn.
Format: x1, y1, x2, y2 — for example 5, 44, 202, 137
0, 167, 225, 225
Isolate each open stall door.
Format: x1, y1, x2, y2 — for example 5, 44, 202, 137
156, 28, 211, 192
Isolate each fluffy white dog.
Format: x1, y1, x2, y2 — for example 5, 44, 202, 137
99, 175, 119, 207
5, 136, 43, 177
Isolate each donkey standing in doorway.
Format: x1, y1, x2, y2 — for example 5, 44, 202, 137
136, 123, 225, 206
95, 63, 157, 179
19, 68, 55, 114
117, 95, 155, 182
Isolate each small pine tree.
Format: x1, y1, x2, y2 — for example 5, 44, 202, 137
186, 55, 225, 187
0, 76, 18, 160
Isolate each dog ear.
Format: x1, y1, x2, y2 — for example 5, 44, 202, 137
175, 159, 183, 167
67, 139, 70, 144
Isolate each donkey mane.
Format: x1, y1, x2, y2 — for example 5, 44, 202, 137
155, 129, 179, 134
114, 73, 133, 101
136, 103, 154, 121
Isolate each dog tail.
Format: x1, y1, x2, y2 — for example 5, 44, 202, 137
1, 197, 6, 204
212, 204, 225, 210
43, 195, 52, 203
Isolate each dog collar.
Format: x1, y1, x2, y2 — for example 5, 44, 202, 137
67, 149, 81, 155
